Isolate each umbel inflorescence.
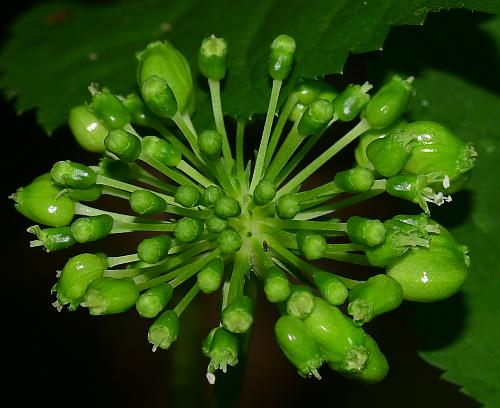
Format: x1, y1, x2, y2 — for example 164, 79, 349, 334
11, 34, 476, 384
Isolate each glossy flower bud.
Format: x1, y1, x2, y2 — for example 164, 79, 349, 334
199, 129, 223, 160
202, 185, 223, 208
297, 99, 334, 136
174, 217, 204, 243
387, 231, 469, 302
137, 41, 195, 114
312, 271, 348, 306
276, 194, 300, 219
142, 136, 182, 167
54, 253, 106, 310
197, 257, 225, 294
137, 235, 172, 264
217, 228, 242, 254
130, 189, 167, 215
51, 160, 97, 189
105, 129, 142, 162
263, 266, 291, 303
333, 83, 371, 122
81, 277, 139, 315
136, 283, 174, 318
175, 185, 201, 208
290, 80, 337, 122
222, 296, 254, 333
140, 75, 178, 118
347, 216, 386, 247
12, 174, 75, 227
334, 166, 374, 193
303, 298, 368, 373
91, 87, 131, 129
148, 309, 180, 351
205, 215, 227, 233
214, 196, 241, 219
268, 34, 296, 81
365, 128, 414, 177
275, 315, 324, 379
354, 119, 407, 169
68, 105, 109, 153
121, 93, 156, 127
364, 75, 413, 129
66, 185, 103, 202
286, 285, 315, 319
296, 231, 326, 260
71, 214, 114, 243
348, 274, 403, 324
206, 327, 239, 381
253, 180, 277, 206
27, 225, 76, 252
400, 121, 477, 192
198, 35, 228, 81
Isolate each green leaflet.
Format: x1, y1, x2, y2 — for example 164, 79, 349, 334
0, 0, 498, 133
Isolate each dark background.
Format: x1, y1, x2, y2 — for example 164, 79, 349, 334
2, 2, 487, 407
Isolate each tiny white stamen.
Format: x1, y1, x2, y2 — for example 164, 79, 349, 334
55, 269, 62, 278
52, 300, 63, 312
443, 175, 451, 189
206, 372, 216, 385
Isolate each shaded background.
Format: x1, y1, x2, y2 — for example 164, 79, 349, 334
2, 2, 488, 407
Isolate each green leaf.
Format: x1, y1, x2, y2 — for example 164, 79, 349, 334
1, 0, 498, 133
402, 21, 500, 407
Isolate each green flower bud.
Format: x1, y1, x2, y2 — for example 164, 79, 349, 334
400, 121, 477, 192
138, 235, 172, 264
27, 225, 76, 252
293, 79, 337, 105
12, 175, 75, 227
268, 34, 296, 81
296, 231, 326, 260
206, 327, 239, 381
253, 180, 277, 206
136, 283, 173, 318
174, 217, 204, 243
347, 216, 386, 247
334, 166, 374, 193
222, 296, 254, 334
276, 194, 300, 219
387, 230, 469, 302
54, 253, 106, 310
91, 88, 131, 129
148, 309, 180, 351
142, 136, 182, 167
217, 228, 242, 254
198, 129, 223, 159
203, 185, 224, 208
137, 41, 195, 114
98, 158, 132, 182
365, 128, 414, 177
348, 274, 403, 324
354, 119, 407, 169
197, 257, 225, 294
364, 75, 413, 129
199, 35, 228, 81
105, 129, 142, 162
202, 327, 218, 357
140, 75, 178, 118
68, 105, 109, 153
205, 215, 227, 233
297, 99, 334, 136
275, 315, 324, 379
71, 214, 114, 243
263, 266, 291, 303
130, 189, 167, 215
66, 185, 103, 202
121, 93, 156, 127
286, 285, 315, 319
303, 298, 368, 373
214, 195, 241, 219
81, 277, 139, 315
51, 160, 97, 189
312, 271, 348, 306
175, 185, 201, 208
333, 83, 371, 122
